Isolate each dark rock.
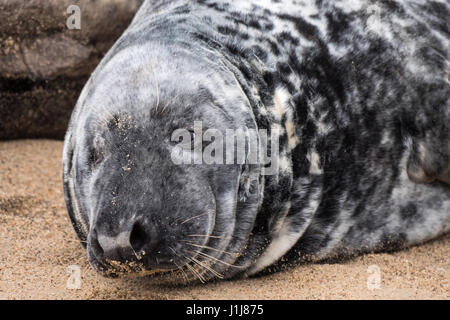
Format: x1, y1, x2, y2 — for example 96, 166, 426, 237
0, 0, 142, 140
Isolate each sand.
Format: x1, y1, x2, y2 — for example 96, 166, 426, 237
0, 139, 448, 300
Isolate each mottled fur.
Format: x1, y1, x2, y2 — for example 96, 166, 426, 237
63, 0, 449, 282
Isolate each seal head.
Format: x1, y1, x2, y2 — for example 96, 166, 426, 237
63, 41, 262, 279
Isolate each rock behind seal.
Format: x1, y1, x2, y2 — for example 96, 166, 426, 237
0, 0, 143, 140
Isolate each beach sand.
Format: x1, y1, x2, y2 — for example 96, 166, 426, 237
0, 139, 448, 300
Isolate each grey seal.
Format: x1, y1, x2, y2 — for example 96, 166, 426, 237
63, 0, 450, 282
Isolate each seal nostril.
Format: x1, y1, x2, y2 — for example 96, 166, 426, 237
130, 221, 151, 253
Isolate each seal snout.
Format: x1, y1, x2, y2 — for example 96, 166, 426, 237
87, 219, 164, 275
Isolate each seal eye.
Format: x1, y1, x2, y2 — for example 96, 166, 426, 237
89, 146, 104, 169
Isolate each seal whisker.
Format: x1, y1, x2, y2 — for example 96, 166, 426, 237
169, 246, 190, 283
91, 116, 111, 132
175, 262, 190, 283
188, 254, 224, 279
131, 246, 141, 261
185, 252, 232, 276
151, 65, 160, 114
183, 253, 224, 279
187, 234, 229, 239
179, 213, 208, 225
183, 257, 206, 283
189, 250, 245, 269
181, 241, 239, 257
170, 246, 202, 283
94, 103, 115, 125
184, 263, 201, 282
159, 92, 180, 115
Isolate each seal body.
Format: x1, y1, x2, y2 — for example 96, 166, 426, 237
63, 0, 450, 282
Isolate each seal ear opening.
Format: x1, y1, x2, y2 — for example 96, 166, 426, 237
63, 131, 89, 247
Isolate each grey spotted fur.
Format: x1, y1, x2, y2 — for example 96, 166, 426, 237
63, 0, 450, 282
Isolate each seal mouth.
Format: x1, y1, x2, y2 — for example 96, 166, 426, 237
87, 247, 181, 278
91, 260, 178, 279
